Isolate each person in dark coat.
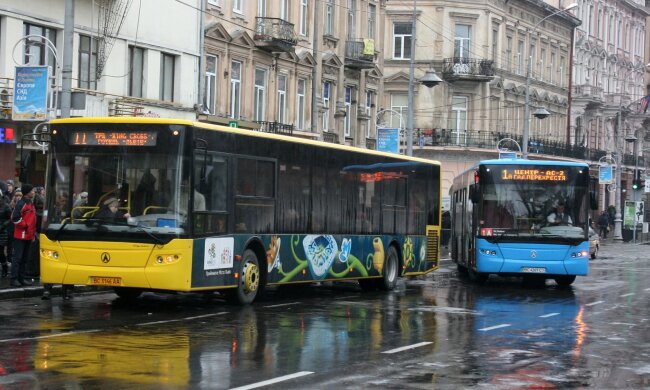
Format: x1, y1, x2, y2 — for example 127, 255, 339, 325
94, 197, 131, 222
10, 184, 36, 287
598, 211, 610, 239
0, 195, 11, 277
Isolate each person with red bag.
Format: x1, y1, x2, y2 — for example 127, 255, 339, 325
10, 183, 36, 287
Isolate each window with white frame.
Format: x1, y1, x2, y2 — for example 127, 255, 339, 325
323, 81, 331, 131
230, 60, 242, 119
539, 48, 545, 81
529, 41, 536, 79
491, 28, 498, 64
517, 40, 524, 75
368, 4, 376, 39
454, 24, 471, 59
390, 94, 407, 129
23, 23, 57, 73
128, 46, 144, 97
280, 0, 288, 20
78, 35, 97, 90
300, 0, 307, 36
365, 90, 374, 138
258, 0, 266, 17
549, 52, 555, 84
559, 56, 565, 88
277, 73, 287, 124
207, 0, 220, 5
204, 55, 217, 115
393, 23, 411, 60
347, 0, 356, 39
296, 78, 306, 130
344, 86, 353, 137
506, 36, 512, 72
325, 0, 333, 35
160, 53, 175, 101
254, 67, 266, 122
233, 0, 243, 13
450, 96, 468, 145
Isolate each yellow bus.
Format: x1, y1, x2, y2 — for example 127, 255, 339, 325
39, 117, 441, 304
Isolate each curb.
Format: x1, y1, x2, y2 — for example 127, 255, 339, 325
0, 285, 111, 300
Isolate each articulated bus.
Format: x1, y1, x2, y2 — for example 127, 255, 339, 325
449, 158, 596, 286
39, 117, 441, 304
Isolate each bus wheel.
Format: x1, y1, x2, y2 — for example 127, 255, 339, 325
554, 275, 576, 287
114, 287, 142, 300
228, 249, 261, 305
468, 268, 488, 284
456, 263, 469, 276
378, 246, 399, 291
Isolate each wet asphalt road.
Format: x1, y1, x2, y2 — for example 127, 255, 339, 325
0, 241, 649, 389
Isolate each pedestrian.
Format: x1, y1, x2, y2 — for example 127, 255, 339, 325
3, 180, 15, 203
6, 188, 23, 274
10, 184, 36, 287
598, 211, 610, 239
0, 194, 11, 277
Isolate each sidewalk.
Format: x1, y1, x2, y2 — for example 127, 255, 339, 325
0, 277, 107, 300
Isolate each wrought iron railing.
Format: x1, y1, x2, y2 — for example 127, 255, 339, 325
442, 58, 495, 78
254, 121, 293, 135
366, 137, 376, 150
323, 132, 339, 144
254, 17, 297, 45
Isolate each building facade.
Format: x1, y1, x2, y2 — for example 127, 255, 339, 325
0, 0, 202, 183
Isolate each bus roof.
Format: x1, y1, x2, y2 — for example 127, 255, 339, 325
50, 117, 441, 167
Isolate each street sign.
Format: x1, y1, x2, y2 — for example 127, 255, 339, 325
228, 121, 239, 128
598, 165, 613, 184
12, 66, 49, 121
377, 127, 400, 154
499, 151, 517, 160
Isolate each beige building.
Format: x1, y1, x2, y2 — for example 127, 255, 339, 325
201, 0, 385, 148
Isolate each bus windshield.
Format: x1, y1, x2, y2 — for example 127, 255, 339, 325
44, 124, 189, 243
478, 164, 589, 243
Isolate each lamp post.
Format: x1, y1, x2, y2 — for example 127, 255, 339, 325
521, 2, 578, 159
406, 0, 442, 156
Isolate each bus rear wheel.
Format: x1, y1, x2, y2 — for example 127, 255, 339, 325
114, 287, 142, 300
227, 249, 261, 305
378, 246, 399, 291
554, 275, 576, 287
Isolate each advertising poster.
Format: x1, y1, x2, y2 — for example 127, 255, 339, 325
12, 66, 49, 121
377, 127, 400, 154
598, 165, 613, 184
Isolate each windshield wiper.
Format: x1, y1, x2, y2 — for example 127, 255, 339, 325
53, 219, 70, 241
84, 218, 167, 245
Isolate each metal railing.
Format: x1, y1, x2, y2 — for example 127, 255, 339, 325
254, 17, 297, 45
345, 39, 375, 64
0, 77, 14, 119
254, 121, 293, 135
442, 58, 495, 78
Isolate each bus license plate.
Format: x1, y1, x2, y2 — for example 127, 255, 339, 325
521, 267, 546, 273
90, 276, 122, 286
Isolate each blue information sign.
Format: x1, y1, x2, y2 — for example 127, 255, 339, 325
12, 66, 49, 121
598, 165, 613, 184
377, 128, 400, 154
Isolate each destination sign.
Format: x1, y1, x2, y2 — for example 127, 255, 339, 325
70, 131, 157, 146
500, 169, 567, 182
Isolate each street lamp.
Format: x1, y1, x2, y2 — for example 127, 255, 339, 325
521, 2, 578, 159
406, 1, 442, 156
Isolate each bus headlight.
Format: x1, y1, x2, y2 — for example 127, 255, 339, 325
155, 255, 180, 264
571, 251, 588, 258
41, 249, 59, 260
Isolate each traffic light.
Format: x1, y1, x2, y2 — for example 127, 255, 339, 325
632, 170, 642, 191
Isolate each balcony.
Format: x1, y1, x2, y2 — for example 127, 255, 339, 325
344, 39, 376, 70
254, 17, 297, 53
254, 121, 293, 136
366, 138, 376, 150
0, 78, 13, 120
323, 131, 339, 144
572, 84, 603, 111
418, 128, 610, 162
441, 58, 495, 82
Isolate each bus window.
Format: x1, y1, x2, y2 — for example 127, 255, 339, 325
235, 157, 275, 233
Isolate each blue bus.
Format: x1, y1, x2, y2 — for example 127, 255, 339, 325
449, 158, 596, 286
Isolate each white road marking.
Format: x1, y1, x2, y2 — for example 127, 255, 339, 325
263, 302, 300, 308
620, 293, 635, 297
0, 329, 101, 344
230, 371, 314, 390
585, 301, 605, 307
478, 324, 511, 332
539, 313, 560, 318
382, 342, 433, 354
137, 312, 228, 326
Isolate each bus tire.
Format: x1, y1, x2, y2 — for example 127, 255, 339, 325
114, 287, 142, 300
227, 249, 261, 305
456, 263, 469, 276
378, 246, 399, 291
468, 268, 488, 284
554, 275, 576, 287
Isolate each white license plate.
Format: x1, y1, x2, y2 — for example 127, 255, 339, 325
521, 267, 546, 273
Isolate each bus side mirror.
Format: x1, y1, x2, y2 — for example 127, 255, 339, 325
589, 192, 597, 210
469, 184, 480, 204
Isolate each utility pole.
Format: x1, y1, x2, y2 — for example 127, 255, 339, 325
613, 108, 623, 241
61, 0, 74, 119
406, 0, 416, 156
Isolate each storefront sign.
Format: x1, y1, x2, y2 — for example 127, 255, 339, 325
12, 66, 49, 121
